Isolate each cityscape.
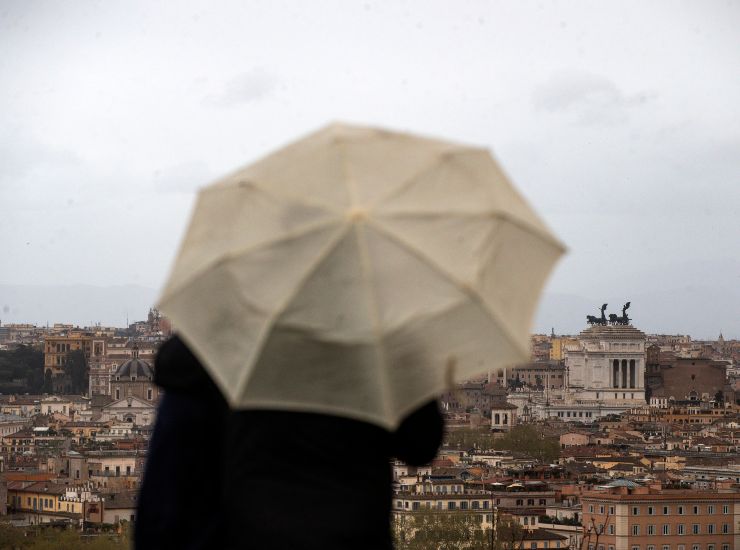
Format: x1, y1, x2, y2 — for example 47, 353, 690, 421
2, 2, 739, 549
0, 306, 737, 548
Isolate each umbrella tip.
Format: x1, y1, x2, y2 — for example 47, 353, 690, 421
346, 207, 368, 222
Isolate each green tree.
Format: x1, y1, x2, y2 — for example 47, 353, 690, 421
65, 350, 88, 395
393, 511, 524, 550
493, 425, 560, 463
0, 345, 45, 393
443, 427, 497, 451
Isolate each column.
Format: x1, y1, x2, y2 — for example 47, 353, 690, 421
613, 359, 619, 388
621, 359, 628, 389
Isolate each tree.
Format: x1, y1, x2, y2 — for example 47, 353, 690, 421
394, 511, 524, 550
0, 345, 44, 393
493, 425, 560, 463
444, 427, 497, 451
65, 350, 88, 395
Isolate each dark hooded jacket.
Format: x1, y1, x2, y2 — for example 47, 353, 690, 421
136, 335, 444, 549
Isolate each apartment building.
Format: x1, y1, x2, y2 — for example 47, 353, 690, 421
581, 481, 740, 550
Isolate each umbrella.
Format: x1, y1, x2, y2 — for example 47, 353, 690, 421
158, 123, 564, 429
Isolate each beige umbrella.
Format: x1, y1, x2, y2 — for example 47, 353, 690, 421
158, 123, 565, 429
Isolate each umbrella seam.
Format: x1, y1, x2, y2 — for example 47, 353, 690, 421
158, 218, 342, 306
339, 138, 394, 422
366, 149, 458, 211
232, 224, 353, 400
363, 219, 532, 362
353, 222, 394, 424
228, 179, 346, 217
446, 151, 566, 251
375, 209, 566, 253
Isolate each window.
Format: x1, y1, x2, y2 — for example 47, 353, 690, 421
722, 504, 729, 514
707, 505, 714, 514
662, 524, 669, 535
648, 506, 654, 515
600, 505, 605, 514
662, 546, 669, 550
632, 547, 640, 550
448, 502, 456, 510
608, 525, 614, 535
677, 505, 684, 515
147, 388, 153, 400
483, 501, 490, 509
633, 506, 640, 515
472, 501, 479, 509
517, 499, 524, 506
722, 523, 729, 534
528, 499, 535, 506
539, 499, 546, 505
632, 525, 640, 536
707, 546, 714, 550
460, 501, 468, 510
722, 545, 730, 550
693, 506, 699, 514
692, 546, 700, 550
692, 524, 700, 535
663, 506, 670, 515
647, 525, 655, 535
677, 524, 684, 535
589, 505, 594, 513
647, 546, 655, 550
609, 506, 615, 515
412, 502, 419, 510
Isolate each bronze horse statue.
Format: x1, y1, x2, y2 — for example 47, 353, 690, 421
586, 304, 608, 325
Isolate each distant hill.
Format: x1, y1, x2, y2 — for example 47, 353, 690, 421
0, 284, 158, 327
1, 283, 736, 339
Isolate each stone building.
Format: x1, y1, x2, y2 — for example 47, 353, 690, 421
490, 401, 518, 432
582, 481, 740, 550
646, 353, 735, 405
90, 339, 157, 397
564, 324, 646, 405
109, 347, 159, 404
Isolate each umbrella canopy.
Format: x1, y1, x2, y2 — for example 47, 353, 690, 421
158, 123, 564, 429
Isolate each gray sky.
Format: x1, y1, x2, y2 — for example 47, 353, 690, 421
1, 1, 739, 336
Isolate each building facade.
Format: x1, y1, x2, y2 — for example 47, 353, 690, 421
581, 483, 740, 550
564, 325, 646, 405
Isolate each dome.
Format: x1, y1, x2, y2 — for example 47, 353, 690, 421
114, 358, 154, 380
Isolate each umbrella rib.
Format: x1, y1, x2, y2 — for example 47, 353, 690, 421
240, 179, 346, 217
353, 223, 394, 422
378, 209, 566, 252
233, 224, 352, 399
159, 218, 341, 306
338, 139, 393, 420
365, 219, 531, 361
366, 150, 458, 210
208, 178, 345, 217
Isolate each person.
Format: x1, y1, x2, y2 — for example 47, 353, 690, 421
136, 335, 444, 550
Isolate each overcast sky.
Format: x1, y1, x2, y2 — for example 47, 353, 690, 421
1, 1, 738, 335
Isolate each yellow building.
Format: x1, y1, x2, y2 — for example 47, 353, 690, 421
44, 332, 94, 377
7, 481, 103, 524
549, 336, 578, 361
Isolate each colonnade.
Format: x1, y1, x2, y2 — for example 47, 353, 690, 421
612, 358, 637, 388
